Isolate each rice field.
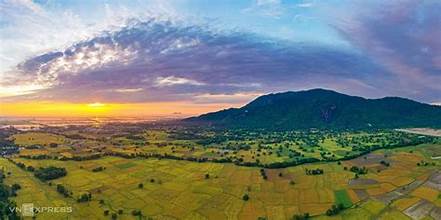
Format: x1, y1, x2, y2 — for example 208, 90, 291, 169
2, 130, 440, 219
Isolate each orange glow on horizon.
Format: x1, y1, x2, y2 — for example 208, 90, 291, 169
0, 101, 239, 118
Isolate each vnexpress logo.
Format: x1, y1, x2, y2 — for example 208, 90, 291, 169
22, 203, 34, 217
9, 203, 72, 216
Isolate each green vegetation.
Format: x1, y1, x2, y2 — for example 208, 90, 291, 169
77, 193, 91, 203
349, 166, 368, 175
13, 126, 436, 170
0, 171, 20, 219
334, 189, 353, 208
91, 166, 105, 172
292, 213, 310, 220
188, 89, 441, 129
242, 194, 249, 201
305, 168, 324, 175
56, 184, 70, 197
1, 123, 440, 219
34, 166, 67, 181
325, 204, 345, 216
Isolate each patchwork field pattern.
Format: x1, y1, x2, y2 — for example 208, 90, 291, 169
0, 143, 439, 219
1, 128, 440, 219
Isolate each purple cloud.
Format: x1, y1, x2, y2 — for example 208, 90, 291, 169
321, 0, 441, 100
2, 13, 438, 104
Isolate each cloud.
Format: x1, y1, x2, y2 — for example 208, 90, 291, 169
193, 92, 263, 104
114, 88, 144, 93
243, 0, 284, 18
0, 83, 45, 98
154, 76, 205, 87
160, 39, 201, 54
1, 17, 437, 104
318, 0, 441, 95
0, 19, 389, 103
17, 43, 137, 89
0, 0, 178, 72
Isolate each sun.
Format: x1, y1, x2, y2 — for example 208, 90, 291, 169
87, 102, 106, 108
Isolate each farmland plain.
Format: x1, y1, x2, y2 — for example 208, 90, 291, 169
0, 125, 440, 219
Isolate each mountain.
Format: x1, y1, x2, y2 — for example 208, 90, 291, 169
185, 89, 441, 129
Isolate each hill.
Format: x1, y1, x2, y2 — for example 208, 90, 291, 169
185, 89, 441, 129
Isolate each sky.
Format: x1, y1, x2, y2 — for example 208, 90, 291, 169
0, 0, 440, 117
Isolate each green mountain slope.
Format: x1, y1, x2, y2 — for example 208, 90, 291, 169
185, 89, 441, 129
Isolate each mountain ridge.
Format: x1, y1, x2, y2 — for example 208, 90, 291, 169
185, 88, 441, 129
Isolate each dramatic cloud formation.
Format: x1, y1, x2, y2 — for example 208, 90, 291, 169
319, 0, 441, 99
0, 0, 440, 112
1, 19, 386, 103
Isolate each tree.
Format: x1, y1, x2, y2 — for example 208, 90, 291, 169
242, 194, 249, 201
11, 184, 20, 191
26, 166, 35, 172
292, 213, 310, 220
77, 193, 92, 203
138, 183, 143, 188
131, 210, 142, 216
325, 204, 345, 216
111, 213, 117, 220
56, 184, 69, 197
34, 166, 67, 181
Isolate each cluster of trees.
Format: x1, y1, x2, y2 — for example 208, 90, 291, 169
0, 170, 20, 219
326, 204, 345, 216
417, 160, 435, 166
63, 134, 85, 139
62, 153, 103, 161
292, 213, 310, 220
34, 166, 67, 181
196, 135, 230, 146
19, 154, 52, 160
168, 130, 205, 140
242, 194, 249, 201
125, 134, 145, 141
131, 210, 142, 217
380, 160, 390, 167
260, 169, 268, 180
343, 132, 435, 154
348, 166, 368, 175
77, 193, 92, 203
9, 160, 37, 174
305, 168, 324, 175
24, 144, 43, 149
10, 184, 21, 197
56, 184, 70, 197
105, 211, 120, 220
13, 162, 26, 169
92, 166, 105, 172
265, 158, 320, 169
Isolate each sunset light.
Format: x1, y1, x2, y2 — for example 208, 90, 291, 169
0, 1, 440, 219
87, 102, 106, 108
0, 102, 234, 118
